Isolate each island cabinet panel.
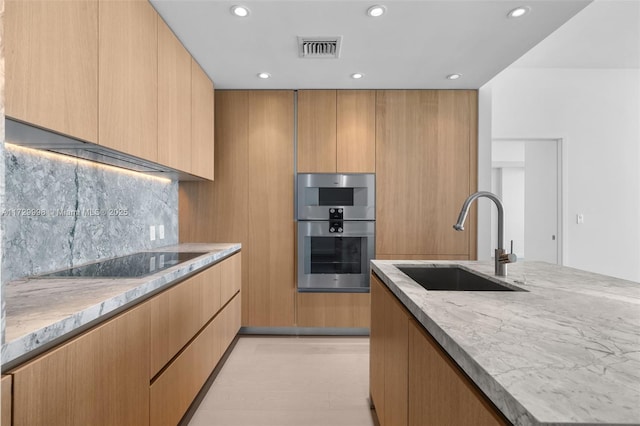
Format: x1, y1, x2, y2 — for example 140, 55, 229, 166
1, 375, 11, 426
99, 0, 158, 161
297, 90, 337, 173
11, 303, 150, 426
297, 90, 376, 173
296, 293, 370, 328
191, 59, 215, 180
408, 320, 508, 426
157, 15, 192, 173
370, 274, 409, 426
375, 90, 478, 259
5, 0, 99, 142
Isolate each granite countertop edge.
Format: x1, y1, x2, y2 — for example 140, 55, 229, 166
1, 243, 241, 369
370, 260, 640, 426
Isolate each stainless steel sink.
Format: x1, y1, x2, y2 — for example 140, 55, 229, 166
396, 266, 522, 291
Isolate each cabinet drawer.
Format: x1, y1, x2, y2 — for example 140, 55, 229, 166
150, 271, 202, 379
220, 252, 241, 304
150, 292, 241, 426
11, 304, 149, 426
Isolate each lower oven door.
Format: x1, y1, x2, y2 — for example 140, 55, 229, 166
297, 220, 375, 293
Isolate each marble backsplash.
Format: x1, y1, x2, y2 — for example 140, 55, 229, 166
2, 145, 179, 282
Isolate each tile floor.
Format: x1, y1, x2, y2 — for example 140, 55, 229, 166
188, 336, 376, 426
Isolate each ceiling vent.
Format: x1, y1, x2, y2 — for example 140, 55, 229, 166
297, 36, 342, 58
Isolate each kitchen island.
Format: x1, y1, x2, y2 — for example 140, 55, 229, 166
1, 243, 240, 369
371, 260, 640, 426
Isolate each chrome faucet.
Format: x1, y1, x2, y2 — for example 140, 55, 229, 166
453, 191, 516, 276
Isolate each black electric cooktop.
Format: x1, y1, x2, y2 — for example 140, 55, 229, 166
39, 251, 208, 278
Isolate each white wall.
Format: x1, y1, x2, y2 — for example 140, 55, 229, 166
483, 68, 640, 282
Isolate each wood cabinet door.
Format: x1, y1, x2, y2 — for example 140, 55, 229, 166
179, 91, 249, 243
180, 91, 293, 328
191, 59, 215, 180
376, 90, 478, 258
296, 292, 370, 328
383, 281, 409, 426
149, 272, 204, 379
200, 262, 222, 326
297, 90, 337, 172
221, 252, 242, 305
408, 320, 507, 426
99, 0, 158, 161
370, 273, 409, 426
157, 15, 192, 172
5, 0, 98, 142
150, 308, 223, 426
1, 375, 11, 426
369, 275, 386, 421
247, 91, 295, 326
337, 90, 376, 173
11, 304, 150, 426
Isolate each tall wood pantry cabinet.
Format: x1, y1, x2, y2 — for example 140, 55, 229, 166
375, 90, 478, 260
180, 91, 295, 327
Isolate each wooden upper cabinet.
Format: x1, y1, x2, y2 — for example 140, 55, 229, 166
11, 304, 150, 426
5, 0, 98, 142
337, 90, 376, 173
99, 0, 158, 161
297, 90, 376, 173
297, 90, 337, 173
375, 90, 478, 258
157, 16, 192, 172
191, 59, 215, 180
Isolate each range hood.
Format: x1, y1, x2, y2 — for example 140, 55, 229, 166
5, 118, 205, 181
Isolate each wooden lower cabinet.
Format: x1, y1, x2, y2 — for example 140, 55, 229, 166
371, 273, 507, 426
296, 293, 370, 328
150, 292, 241, 426
150, 267, 204, 378
1, 375, 12, 426
408, 321, 508, 426
11, 303, 150, 426
370, 274, 409, 426
8, 254, 242, 426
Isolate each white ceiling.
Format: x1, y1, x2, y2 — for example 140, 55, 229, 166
150, 0, 593, 89
512, 0, 640, 69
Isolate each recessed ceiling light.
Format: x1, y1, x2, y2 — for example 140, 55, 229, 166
447, 73, 462, 80
507, 6, 531, 18
257, 72, 271, 79
351, 73, 364, 79
367, 5, 386, 17
230, 5, 250, 17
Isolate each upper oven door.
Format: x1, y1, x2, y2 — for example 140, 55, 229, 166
297, 173, 375, 220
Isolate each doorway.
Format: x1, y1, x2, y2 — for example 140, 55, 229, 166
491, 139, 563, 264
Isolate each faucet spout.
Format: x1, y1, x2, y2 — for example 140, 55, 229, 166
453, 191, 514, 276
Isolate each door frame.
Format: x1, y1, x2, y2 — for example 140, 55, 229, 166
491, 137, 566, 265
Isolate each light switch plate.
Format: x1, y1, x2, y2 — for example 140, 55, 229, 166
158, 225, 165, 240
150, 225, 156, 241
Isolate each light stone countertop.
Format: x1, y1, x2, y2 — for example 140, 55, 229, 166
1, 243, 241, 369
371, 260, 640, 426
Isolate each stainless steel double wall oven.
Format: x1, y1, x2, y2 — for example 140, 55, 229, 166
297, 173, 375, 293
